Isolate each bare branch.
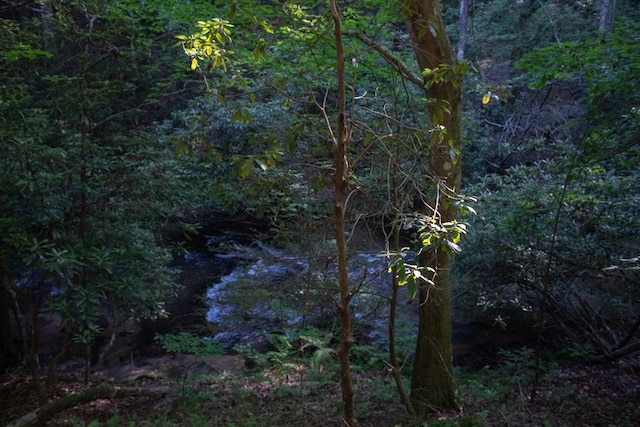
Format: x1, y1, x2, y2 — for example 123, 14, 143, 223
0, 0, 37, 13
345, 31, 424, 88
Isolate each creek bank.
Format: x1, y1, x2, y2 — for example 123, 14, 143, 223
114, 208, 541, 369
200, 240, 539, 367
28, 210, 539, 372
133, 209, 271, 358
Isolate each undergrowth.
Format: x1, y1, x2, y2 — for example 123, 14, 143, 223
52, 337, 637, 427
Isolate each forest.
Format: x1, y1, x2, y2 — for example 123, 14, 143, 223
1, 0, 639, 425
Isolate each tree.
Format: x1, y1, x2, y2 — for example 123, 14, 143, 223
180, 3, 361, 422
328, 3, 356, 424
180, 0, 469, 419
399, 0, 463, 415
0, 0, 202, 400
457, 0, 468, 61
599, 0, 616, 33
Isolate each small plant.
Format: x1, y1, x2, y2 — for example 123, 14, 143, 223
497, 346, 535, 377
350, 344, 386, 371
155, 332, 223, 357
236, 326, 338, 382
154, 331, 224, 401
562, 342, 595, 359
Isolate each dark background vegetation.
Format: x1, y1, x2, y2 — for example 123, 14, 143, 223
1, 0, 639, 425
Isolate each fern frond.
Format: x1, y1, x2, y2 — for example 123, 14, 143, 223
311, 347, 337, 369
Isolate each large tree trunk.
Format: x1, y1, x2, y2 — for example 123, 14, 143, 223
0, 280, 18, 371
399, 0, 462, 416
0, 206, 19, 371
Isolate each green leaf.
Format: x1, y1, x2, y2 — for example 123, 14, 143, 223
407, 276, 417, 299
239, 159, 253, 179
286, 134, 297, 153
397, 260, 407, 284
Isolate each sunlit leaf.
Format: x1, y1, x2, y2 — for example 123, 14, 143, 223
255, 159, 268, 171
446, 240, 461, 253
261, 20, 275, 34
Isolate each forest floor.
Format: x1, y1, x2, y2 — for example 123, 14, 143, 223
1, 352, 639, 427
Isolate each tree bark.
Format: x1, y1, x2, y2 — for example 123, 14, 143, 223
598, 0, 616, 33
0, 280, 17, 371
398, 0, 462, 416
457, 0, 468, 61
590, 341, 640, 363
330, 1, 355, 425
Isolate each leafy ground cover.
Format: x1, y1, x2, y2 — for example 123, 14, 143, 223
1, 351, 638, 426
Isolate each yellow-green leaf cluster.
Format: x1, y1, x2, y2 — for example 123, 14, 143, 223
177, 19, 234, 72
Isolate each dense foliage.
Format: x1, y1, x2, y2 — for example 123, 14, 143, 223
0, 0, 221, 394
1, 0, 639, 423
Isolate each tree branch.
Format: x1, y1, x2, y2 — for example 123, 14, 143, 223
7, 385, 171, 427
345, 31, 424, 88
590, 341, 640, 363
0, 0, 37, 12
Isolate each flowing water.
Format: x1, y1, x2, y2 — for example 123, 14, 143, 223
168, 235, 535, 365
201, 238, 413, 352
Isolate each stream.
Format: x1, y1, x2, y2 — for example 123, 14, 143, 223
135, 232, 536, 367
200, 237, 406, 353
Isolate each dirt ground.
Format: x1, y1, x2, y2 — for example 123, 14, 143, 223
1, 353, 639, 426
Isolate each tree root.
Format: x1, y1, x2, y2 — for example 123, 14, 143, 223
7, 384, 171, 427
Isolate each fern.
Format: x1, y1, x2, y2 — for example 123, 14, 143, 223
235, 327, 341, 382
268, 333, 294, 354
155, 332, 223, 356
310, 346, 337, 370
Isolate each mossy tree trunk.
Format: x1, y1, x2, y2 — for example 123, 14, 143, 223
399, 0, 463, 416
